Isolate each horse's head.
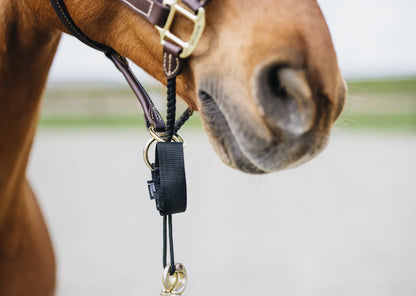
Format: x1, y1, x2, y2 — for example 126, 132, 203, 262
42, 0, 346, 173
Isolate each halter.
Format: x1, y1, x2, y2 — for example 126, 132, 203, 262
49, 0, 210, 294
50, 0, 209, 134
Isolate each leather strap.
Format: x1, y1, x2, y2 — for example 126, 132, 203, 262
120, 0, 211, 21
163, 42, 183, 79
49, 0, 166, 131
49, 0, 109, 52
49, 0, 211, 129
181, 0, 211, 12
119, 0, 170, 27
105, 49, 166, 131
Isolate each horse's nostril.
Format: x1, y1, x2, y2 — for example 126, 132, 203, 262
253, 63, 316, 137
267, 65, 288, 99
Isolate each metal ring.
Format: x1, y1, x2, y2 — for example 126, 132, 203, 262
143, 133, 184, 171
170, 263, 187, 295
162, 263, 187, 295
148, 126, 184, 143
162, 265, 179, 292
148, 126, 166, 142
143, 137, 157, 170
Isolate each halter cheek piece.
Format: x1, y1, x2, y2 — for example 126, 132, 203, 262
49, 0, 209, 135
49, 0, 211, 294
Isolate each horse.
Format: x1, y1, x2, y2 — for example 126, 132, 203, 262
0, 0, 346, 294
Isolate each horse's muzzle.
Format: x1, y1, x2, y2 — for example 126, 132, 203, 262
196, 58, 345, 173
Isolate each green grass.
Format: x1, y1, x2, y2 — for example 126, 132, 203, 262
45, 82, 164, 100
347, 77, 416, 94
336, 113, 415, 131
336, 77, 416, 131
40, 78, 416, 132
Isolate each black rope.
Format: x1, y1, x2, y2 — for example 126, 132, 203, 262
166, 78, 193, 138
161, 72, 192, 277
174, 108, 194, 135
161, 78, 180, 276
163, 216, 167, 269
163, 215, 176, 275
168, 215, 175, 274
165, 78, 177, 142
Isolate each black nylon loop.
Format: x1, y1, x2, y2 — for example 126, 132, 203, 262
151, 142, 187, 275
151, 142, 187, 216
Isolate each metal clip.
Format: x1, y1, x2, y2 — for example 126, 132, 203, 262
156, 0, 206, 58
160, 263, 188, 296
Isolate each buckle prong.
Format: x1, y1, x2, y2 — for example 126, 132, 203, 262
156, 0, 206, 58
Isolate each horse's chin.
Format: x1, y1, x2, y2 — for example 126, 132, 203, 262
197, 88, 330, 174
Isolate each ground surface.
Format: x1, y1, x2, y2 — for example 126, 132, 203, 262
28, 128, 416, 296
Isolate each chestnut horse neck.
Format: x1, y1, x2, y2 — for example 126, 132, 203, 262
0, 1, 60, 221
0, 2, 59, 294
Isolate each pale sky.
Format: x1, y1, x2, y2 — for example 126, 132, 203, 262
48, 0, 416, 83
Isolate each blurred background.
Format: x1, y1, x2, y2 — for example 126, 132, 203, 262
27, 0, 416, 295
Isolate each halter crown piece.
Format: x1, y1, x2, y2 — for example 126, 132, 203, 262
49, 0, 210, 295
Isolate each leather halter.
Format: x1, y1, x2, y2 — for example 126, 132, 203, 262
49, 0, 210, 133
49, 0, 211, 279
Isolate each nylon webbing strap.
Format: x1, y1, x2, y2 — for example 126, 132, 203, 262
148, 142, 187, 216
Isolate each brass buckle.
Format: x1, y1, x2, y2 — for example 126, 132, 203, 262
156, 0, 206, 58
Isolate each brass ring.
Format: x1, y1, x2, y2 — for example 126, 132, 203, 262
162, 263, 187, 295
170, 263, 187, 295
143, 133, 183, 171
148, 126, 184, 143
162, 265, 178, 292
143, 137, 157, 170
148, 126, 166, 142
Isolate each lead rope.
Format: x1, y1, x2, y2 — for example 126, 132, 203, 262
164, 78, 177, 276
165, 78, 177, 142
162, 76, 193, 278
153, 73, 190, 294
48, 0, 208, 295
163, 215, 175, 274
